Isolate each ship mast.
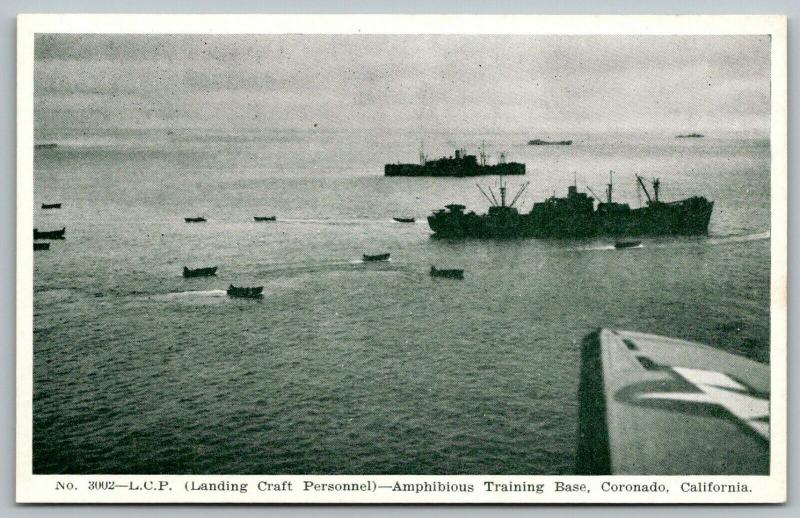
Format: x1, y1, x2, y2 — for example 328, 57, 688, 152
606, 170, 614, 204
419, 141, 426, 166
475, 145, 524, 208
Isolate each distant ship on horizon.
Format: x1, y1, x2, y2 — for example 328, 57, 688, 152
676, 133, 704, 138
384, 145, 525, 177
528, 138, 572, 146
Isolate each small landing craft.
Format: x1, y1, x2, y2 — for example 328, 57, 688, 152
254, 216, 277, 222
183, 266, 218, 278
184, 217, 207, 223
363, 253, 391, 262
393, 217, 415, 223
614, 240, 641, 249
576, 329, 768, 475
33, 243, 50, 251
430, 266, 464, 279
41, 203, 62, 209
34, 227, 65, 240
227, 285, 263, 299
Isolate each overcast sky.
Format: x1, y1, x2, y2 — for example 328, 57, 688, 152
34, 34, 771, 133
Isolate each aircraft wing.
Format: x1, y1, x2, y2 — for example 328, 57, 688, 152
576, 329, 769, 475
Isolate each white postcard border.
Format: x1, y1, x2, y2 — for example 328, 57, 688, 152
16, 13, 788, 504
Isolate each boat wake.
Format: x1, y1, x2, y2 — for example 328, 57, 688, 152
576, 231, 769, 252
278, 218, 381, 226
577, 243, 644, 251
155, 289, 228, 300
706, 230, 770, 245
257, 259, 401, 276
580, 244, 621, 251
274, 217, 426, 227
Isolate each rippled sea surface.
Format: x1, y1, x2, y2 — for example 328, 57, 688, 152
32, 129, 770, 474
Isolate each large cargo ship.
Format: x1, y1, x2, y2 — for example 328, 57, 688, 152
384, 147, 525, 177
428, 174, 713, 239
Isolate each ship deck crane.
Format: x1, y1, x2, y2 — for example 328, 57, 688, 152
508, 181, 530, 207
636, 174, 653, 203
586, 185, 601, 201
477, 184, 499, 206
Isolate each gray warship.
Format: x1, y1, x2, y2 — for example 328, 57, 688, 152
385, 146, 525, 177
428, 173, 714, 239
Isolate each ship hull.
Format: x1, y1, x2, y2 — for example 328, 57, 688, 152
428, 198, 713, 239
385, 162, 525, 177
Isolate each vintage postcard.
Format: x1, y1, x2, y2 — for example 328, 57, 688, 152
16, 14, 787, 503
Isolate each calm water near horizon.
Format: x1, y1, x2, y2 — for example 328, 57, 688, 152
32, 128, 770, 474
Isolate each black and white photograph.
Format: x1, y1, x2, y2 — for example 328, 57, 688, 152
16, 14, 787, 504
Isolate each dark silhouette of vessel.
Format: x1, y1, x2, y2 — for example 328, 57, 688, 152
393, 217, 415, 223
528, 139, 572, 146
41, 203, 61, 209
227, 285, 263, 299
183, 266, 217, 278
363, 253, 390, 262
676, 133, 704, 138
385, 145, 524, 177
428, 173, 713, 239
614, 240, 641, 249
254, 216, 277, 222
34, 227, 65, 240
34, 242, 50, 251
184, 217, 207, 223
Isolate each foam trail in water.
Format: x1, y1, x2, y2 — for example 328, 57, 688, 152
158, 289, 228, 299
579, 244, 618, 251
707, 231, 770, 245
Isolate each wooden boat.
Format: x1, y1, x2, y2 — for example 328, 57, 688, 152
227, 285, 264, 299
184, 217, 207, 223
183, 266, 217, 278
614, 240, 641, 249
430, 266, 464, 279
33, 227, 65, 240
363, 253, 390, 262
34, 143, 58, 150
34, 242, 50, 251
41, 203, 62, 209
254, 216, 277, 222
393, 217, 415, 223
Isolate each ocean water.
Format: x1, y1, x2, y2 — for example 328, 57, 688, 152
32, 129, 770, 474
